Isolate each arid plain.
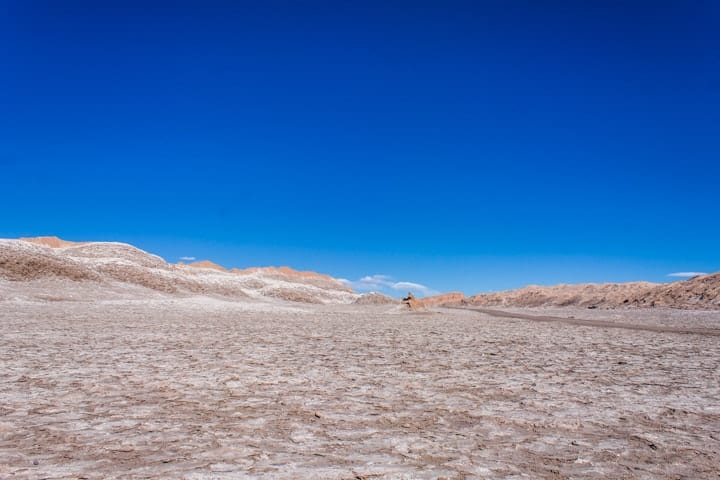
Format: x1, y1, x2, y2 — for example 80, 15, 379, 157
1, 238, 719, 479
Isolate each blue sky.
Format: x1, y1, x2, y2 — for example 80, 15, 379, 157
1, 1, 718, 296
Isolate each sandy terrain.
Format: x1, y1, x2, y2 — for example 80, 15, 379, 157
1, 297, 719, 479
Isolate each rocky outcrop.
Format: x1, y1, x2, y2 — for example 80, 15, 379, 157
404, 292, 465, 310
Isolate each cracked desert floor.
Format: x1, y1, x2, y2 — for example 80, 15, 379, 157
1, 298, 719, 479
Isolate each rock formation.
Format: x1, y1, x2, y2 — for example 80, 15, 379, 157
403, 292, 465, 310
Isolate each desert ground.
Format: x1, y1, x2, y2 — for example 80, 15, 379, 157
1, 297, 719, 479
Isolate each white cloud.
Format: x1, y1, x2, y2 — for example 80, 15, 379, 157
392, 281, 438, 295
667, 272, 707, 278
340, 274, 439, 297
180, 256, 196, 261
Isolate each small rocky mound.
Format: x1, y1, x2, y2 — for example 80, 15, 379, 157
353, 292, 398, 305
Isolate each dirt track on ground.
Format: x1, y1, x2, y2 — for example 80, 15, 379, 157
455, 306, 720, 337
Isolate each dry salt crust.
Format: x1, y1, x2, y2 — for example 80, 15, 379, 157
1, 297, 719, 479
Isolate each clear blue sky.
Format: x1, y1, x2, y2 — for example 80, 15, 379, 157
2, 1, 718, 296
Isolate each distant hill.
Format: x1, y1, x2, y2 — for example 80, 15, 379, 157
3, 236, 717, 309
0, 237, 356, 304
467, 274, 719, 310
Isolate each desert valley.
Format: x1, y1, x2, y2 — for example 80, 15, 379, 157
6, 1, 719, 477
1, 237, 718, 479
